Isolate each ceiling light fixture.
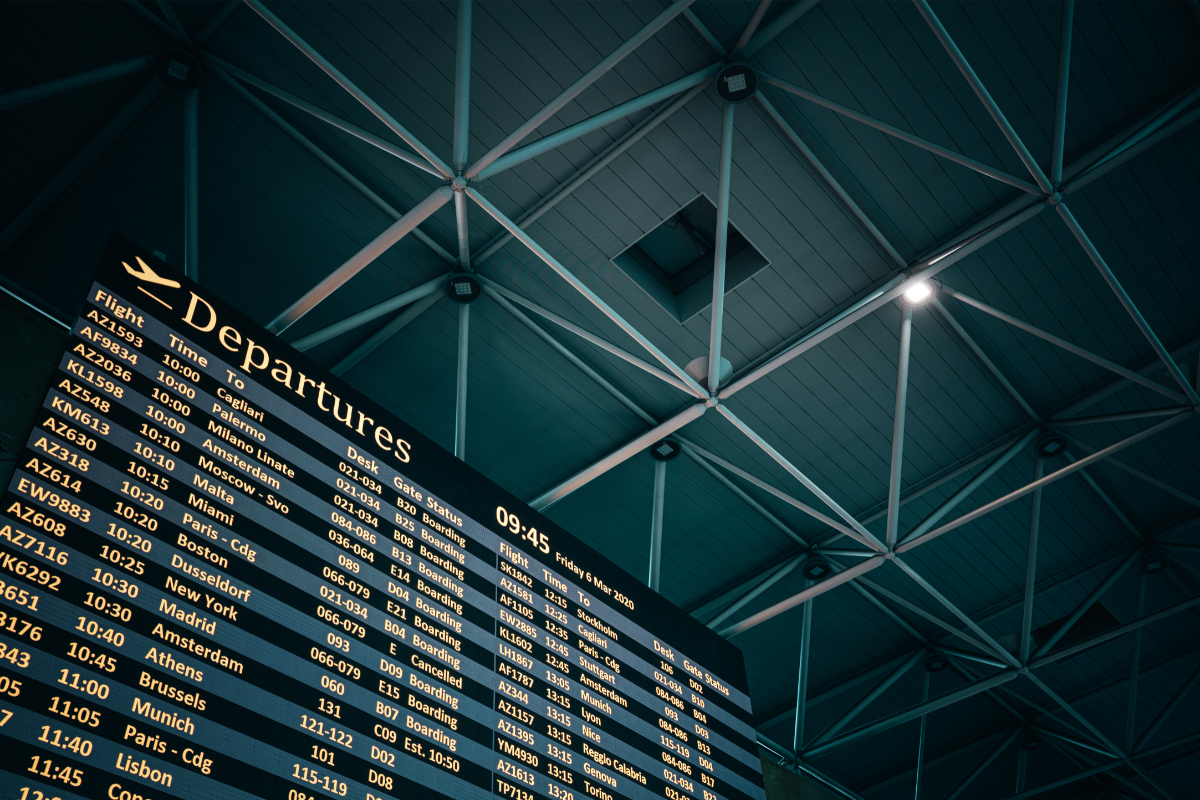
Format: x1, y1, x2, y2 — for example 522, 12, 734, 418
901, 281, 934, 306
649, 439, 681, 461
444, 274, 481, 303
924, 655, 950, 673
802, 560, 832, 581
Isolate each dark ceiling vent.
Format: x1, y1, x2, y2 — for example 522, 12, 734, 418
612, 194, 769, 324
996, 602, 1120, 663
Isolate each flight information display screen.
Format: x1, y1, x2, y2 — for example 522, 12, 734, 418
0, 233, 765, 800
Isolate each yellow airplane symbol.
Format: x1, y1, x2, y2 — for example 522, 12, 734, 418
122, 256, 181, 288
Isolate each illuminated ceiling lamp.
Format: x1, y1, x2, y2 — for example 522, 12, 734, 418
900, 279, 936, 306
649, 439, 681, 461
1036, 435, 1068, 459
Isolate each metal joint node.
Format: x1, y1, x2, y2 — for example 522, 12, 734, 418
451, 175, 468, 191
1046, 191, 1063, 205
705, 395, 719, 408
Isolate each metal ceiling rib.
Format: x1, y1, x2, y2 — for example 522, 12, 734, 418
3, 1, 1200, 799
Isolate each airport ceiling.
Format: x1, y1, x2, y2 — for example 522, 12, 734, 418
3, 1, 1200, 798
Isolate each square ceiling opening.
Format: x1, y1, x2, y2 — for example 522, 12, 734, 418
612, 194, 769, 324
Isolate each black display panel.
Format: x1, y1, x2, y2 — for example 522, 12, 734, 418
0, 233, 766, 800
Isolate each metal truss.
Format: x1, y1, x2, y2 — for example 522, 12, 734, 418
5, 2, 1200, 798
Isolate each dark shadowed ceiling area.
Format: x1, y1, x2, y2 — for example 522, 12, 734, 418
3, 2, 1200, 799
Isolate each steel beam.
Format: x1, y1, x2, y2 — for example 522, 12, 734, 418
1065, 452, 1141, 539
482, 287, 654, 426
529, 403, 706, 511
126, 0, 175, 37
756, 93, 906, 268
900, 411, 1192, 551
0, 78, 163, 256
1056, 202, 1200, 404
899, 431, 1035, 548
1033, 549, 1140, 658
156, 0, 190, 42
268, 186, 453, 334
455, 191, 470, 268
940, 285, 1187, 404
793, 579, 814, 751
802, 670, 1019, 759
1003, 759, 1123, 800
1066, 439, 1200, 510
292, 275, 447, 351
938, 644, 1010, 669
1024, 674, 1124, 765
1050, 0, 1074, 185
473, 81, 710, 266
732, 0, 773, 58
718, 556, 884, 638
332, 292, 441, 377
946, 728, 1020, 800
683, 9, 726, 57
706, 554, 805, 629
648, 459, 666, 591
245, 0, 453, 177
680, 439, 862, 541
914, 0, 1053, 193
1021, 456, 1045, 664
452, 0, 472, 172
760, 73, 1039, 194
894, 557, 1021, 668
208, 64, 454, 265
708, 101, 736, 393
1053, 407, 1191, 427
196, 0, 239, 43
932, 297, 1038, 419
466, 0, 696, 178
854, 578, 992, 653
886, 305, 914, 548
716, 404, 886, 550
720, 202, 1045, 399
477, 65, 720, 180
810, 650, 923, 747
1033, 726, 1119, 760
693, 550, 804, 622
479, 279, 694, 393
183, 86, 199, 281
1133, 661, 1200, 753
1127, 574, 1147, 753
743, 0, 820, 57
454, 305, 469, 460
915, 672, 931, 800
679, 442, 810, 547
468, 188, 707, 396
1033, 593, 1200, 668
0, 56, 151, 111
203, 55, 441, 177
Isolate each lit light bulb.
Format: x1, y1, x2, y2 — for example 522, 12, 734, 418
902, 281, 933, 305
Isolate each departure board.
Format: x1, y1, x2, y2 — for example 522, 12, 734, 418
0, 232, 765, 800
